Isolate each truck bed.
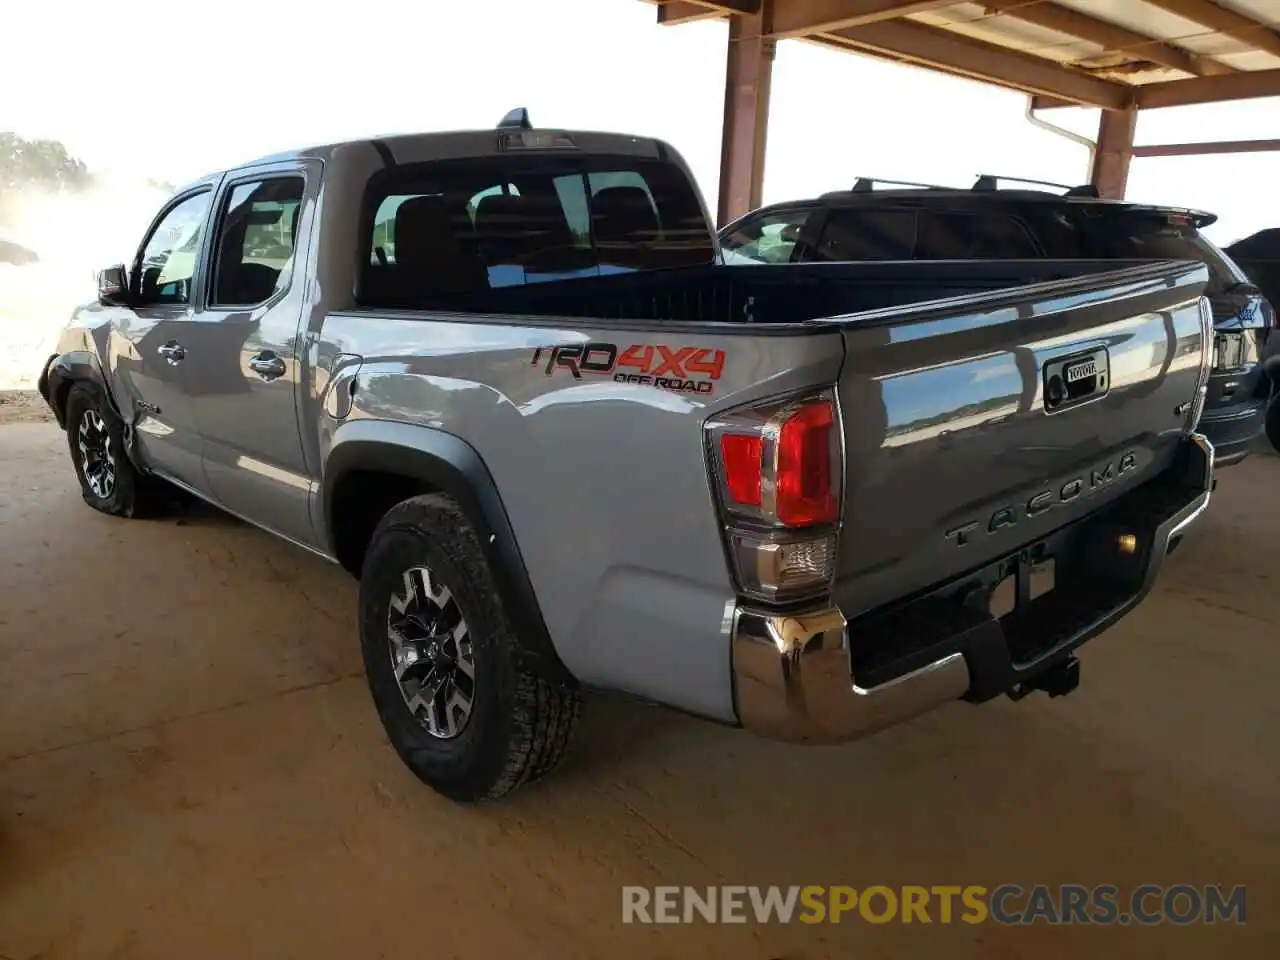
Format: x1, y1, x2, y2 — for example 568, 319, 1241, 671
360, 257, 1168, 327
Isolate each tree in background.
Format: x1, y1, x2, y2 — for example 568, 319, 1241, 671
0, 132, 92, 193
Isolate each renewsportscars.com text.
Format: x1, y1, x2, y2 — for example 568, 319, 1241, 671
621, 884, 1247, 926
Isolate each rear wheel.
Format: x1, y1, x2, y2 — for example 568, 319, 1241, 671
358, 494, 581, 802
64, 384, 165, 518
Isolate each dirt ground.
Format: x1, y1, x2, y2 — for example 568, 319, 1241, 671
0, 419, 1276, 960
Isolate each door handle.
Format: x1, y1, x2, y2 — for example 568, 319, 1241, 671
249, 351, 287, 381
157, 340, 186, 364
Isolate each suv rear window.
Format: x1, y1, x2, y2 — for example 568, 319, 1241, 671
1031, 208, 1245, 295
358, 155, 713, 307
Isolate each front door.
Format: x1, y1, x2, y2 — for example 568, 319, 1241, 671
186, 164, 317, 547
108, 189, 213, 491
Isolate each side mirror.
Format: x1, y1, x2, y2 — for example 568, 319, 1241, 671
97, 264, 131, 306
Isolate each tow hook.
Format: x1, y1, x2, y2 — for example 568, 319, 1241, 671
1008, 655, 1081, 701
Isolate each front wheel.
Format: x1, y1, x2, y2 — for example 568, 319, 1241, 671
358, 494, 581, 802
64, 384, 166, 518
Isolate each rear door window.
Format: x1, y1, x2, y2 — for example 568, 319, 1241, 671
359, 154, 713, 307
812, 209, 916, 261
913, 211, 1041, 259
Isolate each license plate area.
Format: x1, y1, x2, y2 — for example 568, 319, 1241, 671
989, 555, 1055, 619
1214, 332, 1244, 370
1043, 347, 1110, 413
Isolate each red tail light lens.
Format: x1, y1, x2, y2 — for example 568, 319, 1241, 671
720, 434, 763, 507
776, 399, 837, 527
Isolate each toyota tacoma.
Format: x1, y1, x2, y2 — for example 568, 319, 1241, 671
39, 112, 1215, 802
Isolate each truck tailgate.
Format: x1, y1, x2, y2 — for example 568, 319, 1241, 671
831, 260, 1211, 617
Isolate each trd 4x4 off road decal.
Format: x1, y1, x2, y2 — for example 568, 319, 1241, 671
531, 342, 725, 395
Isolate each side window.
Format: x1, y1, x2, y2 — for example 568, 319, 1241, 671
720, 209, 813, 265
135, 192, 212, 306
210, 176, 305, 307
914, 212, 1041, 259
813, 209, 916, 261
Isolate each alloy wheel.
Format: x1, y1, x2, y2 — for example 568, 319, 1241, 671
386, 565, 476, 739
77, 408, 116, 500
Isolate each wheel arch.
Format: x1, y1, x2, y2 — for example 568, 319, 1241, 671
323, 420, 573, 683
40, 350, 123, 431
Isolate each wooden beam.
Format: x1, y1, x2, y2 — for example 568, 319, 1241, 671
1030, 94, 1076, 109
1136, 66, 1280, 108
1090, 106, 1136, 199
831, 18, 1133, 108
982, 0, 1234, 77
768, 0, 955, 39
656, 0, 759, 26
1144, 0, 1280, 59
1134, 139, 1280, 158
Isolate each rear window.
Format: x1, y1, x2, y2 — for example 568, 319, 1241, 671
358, 155, 713, 307
1033, 208, 1244, 295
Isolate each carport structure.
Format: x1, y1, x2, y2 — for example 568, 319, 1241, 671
641, 1, 1280, 224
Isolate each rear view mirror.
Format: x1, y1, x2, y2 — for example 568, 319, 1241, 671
97, 264, 131, 306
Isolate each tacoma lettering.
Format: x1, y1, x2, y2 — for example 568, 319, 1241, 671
946, 452, 1139, 546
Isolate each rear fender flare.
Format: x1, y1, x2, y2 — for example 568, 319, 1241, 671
323, 420, 573, 683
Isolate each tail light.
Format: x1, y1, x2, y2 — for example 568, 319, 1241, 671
706, 390, 842, 602
1188, 298, 1214, 430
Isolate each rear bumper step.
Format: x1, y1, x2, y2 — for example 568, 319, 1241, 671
731, 433, 1214, 744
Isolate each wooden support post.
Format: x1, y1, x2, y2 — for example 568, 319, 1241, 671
718, 5, 774, 227
1090, 106, 1138, 200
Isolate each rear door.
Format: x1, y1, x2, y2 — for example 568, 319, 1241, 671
108, 188, 214, 490
830, 260, 1211, 617
186, 162, 317, 547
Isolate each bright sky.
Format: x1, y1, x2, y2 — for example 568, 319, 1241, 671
3, 0, 1277, 244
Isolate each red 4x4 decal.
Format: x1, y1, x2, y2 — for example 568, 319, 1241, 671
531, 341, 726, 395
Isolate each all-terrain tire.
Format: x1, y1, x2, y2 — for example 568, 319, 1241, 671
64, 384, 168, 518
1265, 394, 1280, 456
359, 493, 582, 802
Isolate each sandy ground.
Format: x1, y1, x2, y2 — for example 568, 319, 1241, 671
0, 422, 1276, 959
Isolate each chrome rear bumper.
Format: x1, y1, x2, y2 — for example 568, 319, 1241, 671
731, 433, 1214, 745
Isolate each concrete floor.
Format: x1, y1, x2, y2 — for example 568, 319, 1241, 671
0, 420, 1276, 959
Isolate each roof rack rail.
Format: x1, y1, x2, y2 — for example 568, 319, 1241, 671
850, 176, 949, 192
973, 173, 1073, 192
498, 107, 532, 130
972, 174, 1099, 198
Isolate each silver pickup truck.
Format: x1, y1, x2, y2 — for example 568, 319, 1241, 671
40, 112, 1215, 802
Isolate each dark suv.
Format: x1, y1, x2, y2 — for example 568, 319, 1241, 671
721, 179, 1277, 466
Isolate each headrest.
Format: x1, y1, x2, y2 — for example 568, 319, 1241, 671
591, 186, 659, 245
394, 195, 458, 265
472, 193, 527, 239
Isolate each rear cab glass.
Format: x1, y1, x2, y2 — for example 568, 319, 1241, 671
358, 153, 714, 308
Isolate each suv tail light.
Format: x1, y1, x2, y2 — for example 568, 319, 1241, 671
706, 390, 842, 602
